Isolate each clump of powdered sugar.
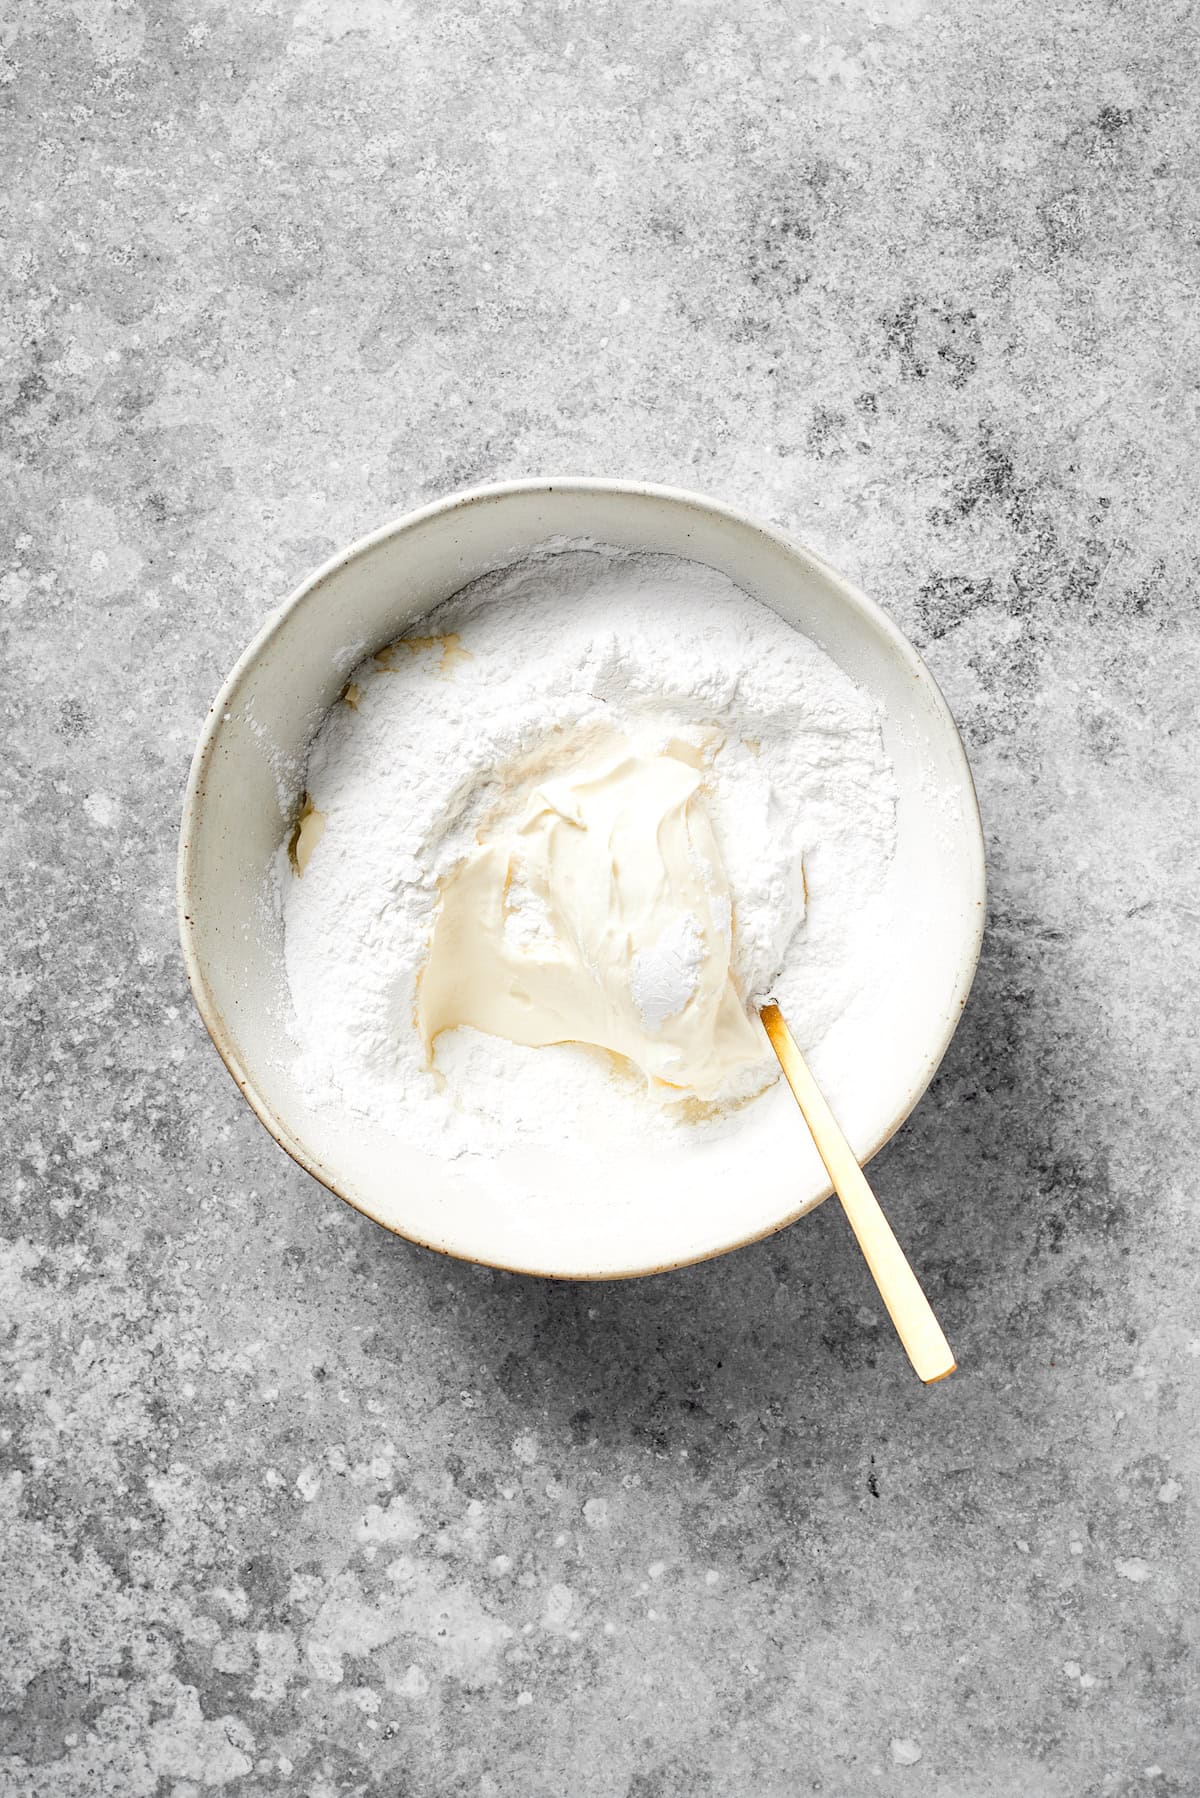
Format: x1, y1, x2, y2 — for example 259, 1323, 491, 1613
502, 871, 557, 953
631, 912, 706, 1032
279, 546, 896, 1154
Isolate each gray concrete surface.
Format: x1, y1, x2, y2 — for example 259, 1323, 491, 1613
4, 1, 1199, 1793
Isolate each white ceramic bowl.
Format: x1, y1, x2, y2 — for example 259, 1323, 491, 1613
179, 479, 984, 1278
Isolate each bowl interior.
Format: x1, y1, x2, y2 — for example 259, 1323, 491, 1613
180, 482, 984, 1277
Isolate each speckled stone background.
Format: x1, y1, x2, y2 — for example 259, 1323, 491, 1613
4, 1, 1199, 1793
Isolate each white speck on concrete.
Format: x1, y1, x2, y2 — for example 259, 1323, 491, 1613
890, 1738, 922, 1766
83, 791, 119, 828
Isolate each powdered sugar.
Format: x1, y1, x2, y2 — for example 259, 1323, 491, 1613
279, 545, 896, 1153
631, 912, 706, 1032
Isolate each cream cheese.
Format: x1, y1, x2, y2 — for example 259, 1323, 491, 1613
417, 735, 770, 1101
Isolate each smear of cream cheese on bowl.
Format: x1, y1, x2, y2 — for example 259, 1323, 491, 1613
417, 734, 769, 1102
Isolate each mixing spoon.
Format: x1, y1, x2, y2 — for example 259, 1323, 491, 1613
760, 1003, 956, 1384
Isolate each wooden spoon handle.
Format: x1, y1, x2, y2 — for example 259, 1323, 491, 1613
761, 1003, 956, 1384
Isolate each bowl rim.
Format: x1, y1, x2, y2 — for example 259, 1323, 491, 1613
178, 475, 986, 1279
